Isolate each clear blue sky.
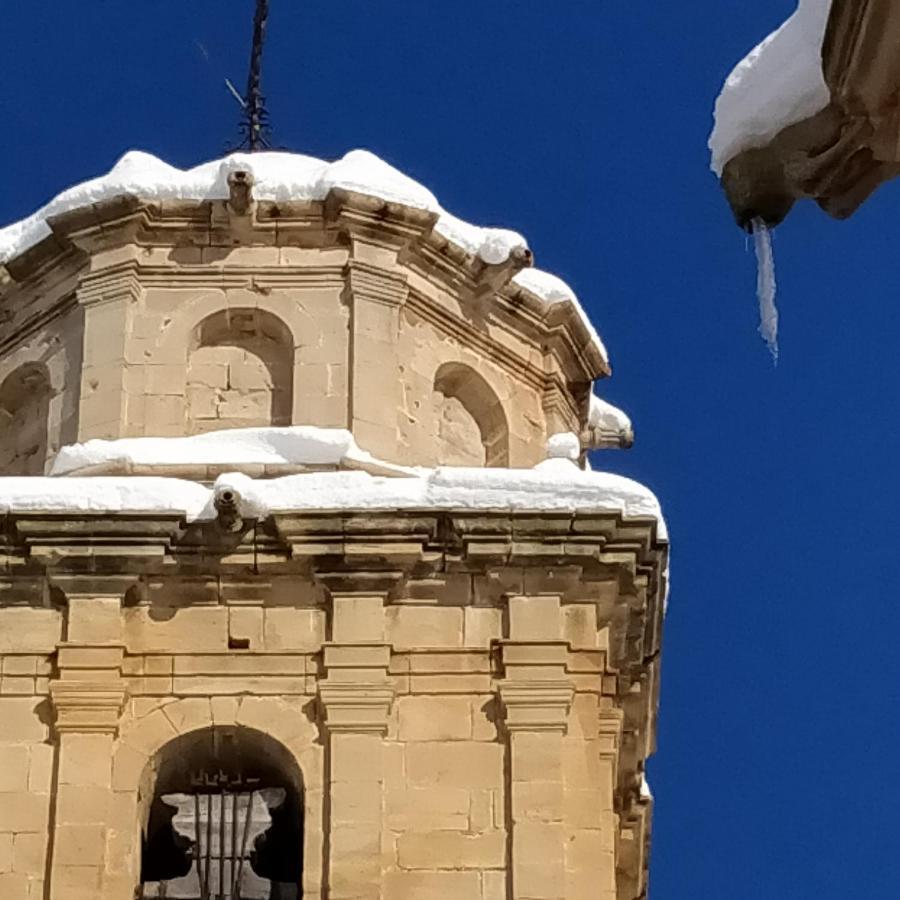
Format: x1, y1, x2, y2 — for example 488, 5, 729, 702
2, 2, 898, 896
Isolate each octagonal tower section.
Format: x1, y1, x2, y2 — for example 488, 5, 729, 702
0, 152, 617, 475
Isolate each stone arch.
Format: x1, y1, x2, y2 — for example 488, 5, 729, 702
139, 726, 303, 898
186, 308, 294, 434
433, 361, 509, 466
110, 698, 323, 899
0, 362, 52, 474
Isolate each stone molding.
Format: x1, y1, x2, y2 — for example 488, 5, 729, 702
499, 680, 575, 734
318, 642, 395, 735
49, 678, 128, 734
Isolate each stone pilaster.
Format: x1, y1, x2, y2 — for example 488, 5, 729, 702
47, 582, 128, 900
75, 258, 142, 441
343, 241, 409, 462
318, 590, 394, 900
499, 593, 573, 900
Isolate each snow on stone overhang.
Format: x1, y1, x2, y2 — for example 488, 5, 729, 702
0, 148, 608, 364
0, 462, 667, 540
49, 425, 415, 477
709, 0, 832, 176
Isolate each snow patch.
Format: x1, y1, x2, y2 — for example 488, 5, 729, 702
49, 425, 372, 475
512, 268, 609, 362
709, 0, 832, 175
589, 394, 633, 437
0, 476, 211, 519
546, 432, 581, 461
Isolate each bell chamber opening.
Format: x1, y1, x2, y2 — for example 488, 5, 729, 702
139, 726, 303, 900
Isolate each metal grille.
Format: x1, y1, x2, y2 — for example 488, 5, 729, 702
191, 774, 259, 900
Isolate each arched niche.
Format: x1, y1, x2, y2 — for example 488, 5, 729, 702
139, 725, 303, 900
186, 309, 294, 435
0, 363, 52, 475
432, 362, 510, 467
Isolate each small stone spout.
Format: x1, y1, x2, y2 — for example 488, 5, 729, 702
214, 484, 243, 533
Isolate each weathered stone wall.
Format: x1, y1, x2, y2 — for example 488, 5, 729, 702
0, 531, 662, 900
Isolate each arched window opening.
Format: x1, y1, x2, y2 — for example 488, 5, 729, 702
140, 726, 302, 900
433, 362, 509, 467
0, 363, 52, 475
186, 309, 294, 435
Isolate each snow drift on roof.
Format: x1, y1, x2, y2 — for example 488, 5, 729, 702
0, 148, 607, 364
709, 0, 832, 176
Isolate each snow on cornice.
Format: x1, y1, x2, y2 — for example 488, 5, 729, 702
0, 464, 666, 540
709, 0, 832, 175
0, 149, 607, 362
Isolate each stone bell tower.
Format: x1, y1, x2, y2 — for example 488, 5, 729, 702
0, 149, 667, 900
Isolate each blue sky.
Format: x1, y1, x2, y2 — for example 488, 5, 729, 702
2, 2, 898, 896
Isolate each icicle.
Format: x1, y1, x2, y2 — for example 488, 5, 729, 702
751, 217, 779, 364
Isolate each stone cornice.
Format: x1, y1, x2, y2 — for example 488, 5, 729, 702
0, 191, 607, 384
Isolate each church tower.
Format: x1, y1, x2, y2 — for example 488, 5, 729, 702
0, 149, 667, 900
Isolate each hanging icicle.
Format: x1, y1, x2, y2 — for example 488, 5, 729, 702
751, 217, 779, 364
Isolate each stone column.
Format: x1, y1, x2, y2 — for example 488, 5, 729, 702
47, 581, 128, 900
499, 594, 573, 900
317, 591, 394, 900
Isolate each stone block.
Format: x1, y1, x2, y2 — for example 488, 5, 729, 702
565, 788, 613, 829
385, 786, 470, 831
330, 780, 382, 826
0, 697, 49, 744
53, 824, 105, 866
56, 785, 112, 825
27, 745, 53, 793
111, 741, 149, 795
12, 833, 45, 876
0, 746, 29, 791
511, 780, 564, 823
58, 734, 114, 788
67, 597, 122, 644
397, 830, 505, 870
2, 657, 37, 677
0, 793, 48, 832
508, 595, 561, 641
397, 696, 472, 741
124, 606, 228, 653
229, 606, 264, 649
264, 608, 324, 651
0, 609, 61, 654
386, 607, 464, 650
384, 870, 480, 900
406, 742, 503, 790
563, 604, 599, 648
0, 833, 11, 873
481, 870, 506, 900
0, 872, 29, 898
511, 732, 564, 784
463, 607, 502, 648
51, 863, 101, 900
331, 595, 385, 643
0, 677, 34, 696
